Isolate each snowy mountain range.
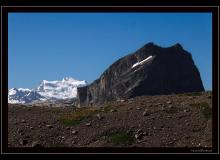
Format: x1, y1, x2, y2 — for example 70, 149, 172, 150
8, 77, 88, 104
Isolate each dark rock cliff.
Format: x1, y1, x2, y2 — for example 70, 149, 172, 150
77, 42, 204, 107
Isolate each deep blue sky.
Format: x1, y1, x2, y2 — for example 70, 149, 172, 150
8, 13, 212, 90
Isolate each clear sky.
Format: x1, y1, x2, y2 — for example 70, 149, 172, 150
8, 13, 212, 90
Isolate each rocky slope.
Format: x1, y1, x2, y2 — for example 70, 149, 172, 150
8, 91, 212, 149
77, 43, 204, 107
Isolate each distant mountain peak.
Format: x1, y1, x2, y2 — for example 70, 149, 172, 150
62, 77, 77, 81
8, 77, 88, 104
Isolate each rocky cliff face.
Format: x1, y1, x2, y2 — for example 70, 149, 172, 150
77, 42, 204, 107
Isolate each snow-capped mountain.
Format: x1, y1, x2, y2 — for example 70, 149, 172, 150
8, 88, 46, 104
36, 77, 87, 99
8, 77, 88, 104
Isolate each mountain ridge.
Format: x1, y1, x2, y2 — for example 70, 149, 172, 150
8, 77, 87, 104
76, 42, 204, 107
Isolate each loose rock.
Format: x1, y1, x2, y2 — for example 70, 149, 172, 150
46, 125, 53, 128
17, 129, 23, 133
20, 139, 28, 145
126, 129, 132, 134
86, 122, 91, 126
168, 105, 173, 109
143, 110, 149, 116
110, 109, 116, 113
96, 114, 103, 120
184, 109, 190, 112
142, 132, 147, 136
66, 127, 70, 130
135, 133, 142, 139
167, 101, 172, 104
136, 129, 142, 134
32, 141, 43, 148
72, 130, 78, 135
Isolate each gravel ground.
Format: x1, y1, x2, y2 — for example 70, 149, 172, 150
8, 91, 212, 148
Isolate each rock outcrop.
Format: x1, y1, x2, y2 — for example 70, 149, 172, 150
77, 42, 204, 107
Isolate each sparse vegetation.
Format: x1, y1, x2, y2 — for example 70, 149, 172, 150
8, 92, 212, 148
50, 108, 61, 114
60, 118, 82, 126
60, 104, 118, 126
105, 131, 133, 146
189, 102, 212, 119
101, 104, 117, 113
201, 105, 212, 119
60, 107, 100, 126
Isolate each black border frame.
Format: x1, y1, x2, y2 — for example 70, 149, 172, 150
1, 6, 219, 154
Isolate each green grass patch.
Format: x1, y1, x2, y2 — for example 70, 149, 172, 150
60, 118, 82, 126
59, 103, 118, 126
189, 102, 212, 119
101, 104, 117, 113
201, 105, 212, 119
59, 107, 101, 126
105, 131, 133, 146
50, 108, 61, 114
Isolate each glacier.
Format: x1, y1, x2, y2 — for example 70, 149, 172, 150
132, 55, 153, 69
8, 77, 88, 104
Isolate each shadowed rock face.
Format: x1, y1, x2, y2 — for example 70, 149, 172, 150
77, 42, 204, 107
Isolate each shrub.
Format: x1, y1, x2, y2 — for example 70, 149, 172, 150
105, 131, 133, 146
189, 102, 212, 119
60, 107, 100, 126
